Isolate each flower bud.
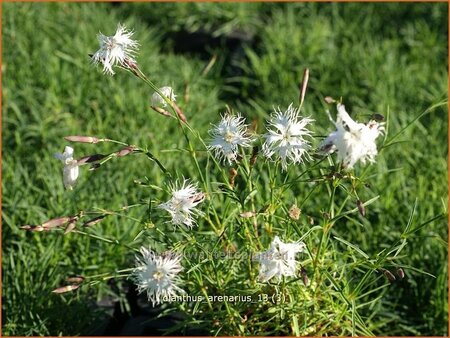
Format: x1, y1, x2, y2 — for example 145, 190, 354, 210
229, 168, 238, 187
76, 154, 106, 165
42, 216, 72, 228
150, 105, 172, 118
397, 268, 405, 280
301, 267, 309, 287
240, 211, 256, 218
383, 269, 396, 282
83, 215, 106, 228
66, 275, 85, 284
172, 102, 187, 123
64, 221, 77, 235
324, 96, 336, 104
52, 284, 80, 294
250, 146, 258, 166
116, 146, 136, 157
356, 200, 366, 217
64, 136, 101, 144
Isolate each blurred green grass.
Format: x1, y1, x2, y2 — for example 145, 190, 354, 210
2, 2, 448, 336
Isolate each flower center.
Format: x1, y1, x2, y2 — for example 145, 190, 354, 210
153, 270, 164, 281
224, 131, 234, 143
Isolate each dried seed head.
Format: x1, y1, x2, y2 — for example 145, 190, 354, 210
250, 146, 259, 166
356, 200, 366, 217
299, 68, 310, 106
64, 221, 77, 235
83, 215, 106, 227
229, 168, 238, 187
42, 216, 72, 228
288, 204, 301, 220
52, 284, 80, 294
383, 269, 396, 282
397, 268, 405, 280
64, 136, 101, 144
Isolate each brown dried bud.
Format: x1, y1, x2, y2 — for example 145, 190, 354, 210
52, 284, 80, 294
64, 221, 77, 235
42, 216, 72, 228
324, 96, 336, 104
250, 146, 259, 166
64, 136, 101, 144
66, 275, 85, 284
299, 68, 309, 106
301, 267, 309, 286
357, 200, 366, 217
288, 204, 301, 220
383, 269, 396, 282
76, 154, 106, 165
397, 268, 405, 280
172, 102, 187, 123
83, 215, 106, 228
371, 113, 385, 121
240, 211, 256, 218
116, 146, 136, 157
229, 168, 238, 187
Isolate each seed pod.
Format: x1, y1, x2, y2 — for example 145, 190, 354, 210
288, 204, 301, 220
83, 215, 106, 228
383, 269, 396, 282
64, 136, 101, 144
42, 216, 71, 228
356, 200, 366, 217
229, 168, 238, 187
299, 68, 310, 106
64, 221, 77, 235
52, 284, 80, 294
397, 268, 405, 280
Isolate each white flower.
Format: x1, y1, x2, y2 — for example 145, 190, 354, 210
208, 113, 254, 164
321, 103, 384, 169
254, 236, 306, 282
262, 104, 313, 170
92, 23, 139, 75
157, 180, 205, 228
151, 86, 176, 108
54, 146, 79, 190
133, 247, 184, 306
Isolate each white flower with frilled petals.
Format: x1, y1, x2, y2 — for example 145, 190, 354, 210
133, 247, 184, 306
321, 103, 384, 169
254, 236, 306, 282
54, 146, 79, 190
158, 180, 205, 228
151, 86, 176, 108
208, 113, 254, 164
262, 104, 313, 170
92, 23, 139, 75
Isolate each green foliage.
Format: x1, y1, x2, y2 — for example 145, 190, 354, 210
2, 2, 448, 336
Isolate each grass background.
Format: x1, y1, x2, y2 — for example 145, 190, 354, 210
2, 2, 448, 336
